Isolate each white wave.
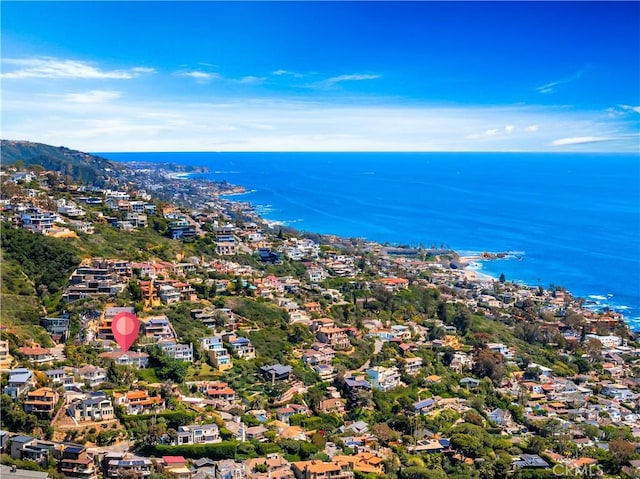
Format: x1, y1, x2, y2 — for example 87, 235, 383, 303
588, 295, 608, 301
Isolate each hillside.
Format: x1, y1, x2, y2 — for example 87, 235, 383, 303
0, 139, 125, 185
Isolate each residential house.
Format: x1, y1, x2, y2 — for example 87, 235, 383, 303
449, 352, 473, 373
75, 365, 107, 388
343, 375, 372, 399
114, 390, 164, 415
244, 454, 294, 479
460, 377, 480, 389
317, 327, 351, 351
131, 262, 157, 279
0, 340, 14, 370
40, 314, 70, 343
391, 325, 412, 341
303, 302, 322, 314
410, 438, 452, 454
487, 343, 515, 360
333, 452, 384, 475
214, 224, 237, 256
20, 209, 58, 233
24, 387, 59, 415
168, 220, 197, 240
302, 344, 335, 366
9, 436, 36, 461
290, 460, 354, 479
126, 213, 148, 228
99, 350, 149, 368
314, 364, 336, 383
159, 341, 194, 362
276, 404, 309, 423
58, 445, 98, 479
159, 456, 192, 479
44, 369, 67, 384
585, 334, 622, 348
18, 346, 54, 365
139, 281, 161, 309
103, 453, 152, 479
488, 408, 514, 428
260, 364, 292, 382
57, 199, 85, 218
404, 357, 423, 376
602, 384, 636, 401
68, 392, 114, 422
413, 398, 436, 414
307, 268, 326, 283
5, 368, 34, 398
318, 397, 346, 416
512, 455, 549, 470
159, 284, 181, 304
142, 317, 174, 340
225, 335, 256, 360
214, 459, 245, 479
174, 424, 221, 445
200, 336, 232, 371
17, 441, 53, 468
366, 366, 401, 392
203, 382, 236, 402
378, 277, 409, 291
97, 307, 134, 341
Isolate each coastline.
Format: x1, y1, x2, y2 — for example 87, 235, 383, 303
228, 195, 638, 331
111, 151, 639, 331
457, 255, 498, 283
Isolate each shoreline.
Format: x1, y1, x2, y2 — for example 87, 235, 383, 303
121, 156, 639, 331
231, 196, 638, 329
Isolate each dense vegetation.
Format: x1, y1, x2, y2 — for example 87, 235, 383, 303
0, 140, 123, 185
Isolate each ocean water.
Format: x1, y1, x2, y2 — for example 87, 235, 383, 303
101, 152, 640, 331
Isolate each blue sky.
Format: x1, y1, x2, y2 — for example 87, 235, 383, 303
2, 1, 639, 152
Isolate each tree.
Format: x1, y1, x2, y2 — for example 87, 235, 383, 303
583, 337, 603, 364
499, 273, 506, 283
371, 423, 398, 445
453, 307, 472, 336
608, 438, 635, 472
437, 302, 449, 324
450, 433, 483, 457
472, 348, 506, 386
128, 280, 143, 301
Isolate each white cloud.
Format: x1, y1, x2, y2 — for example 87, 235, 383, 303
178, 71, 221, 83
467, 124, 519, 139
551, 136, 617, 146
326, 73, 381, 85
3, 80, 639, 152
272, 69, 304, 78
1, 57, 154, 79
63, 90, 122, 104
536, 68, 589, 94
304, 73, 381, 91
618, 104, 640, 114
238, 76, 266, 85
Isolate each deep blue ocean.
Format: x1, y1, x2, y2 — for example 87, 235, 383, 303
100, 152, 640, 331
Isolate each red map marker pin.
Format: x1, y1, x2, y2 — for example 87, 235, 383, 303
111, 311, 140, 352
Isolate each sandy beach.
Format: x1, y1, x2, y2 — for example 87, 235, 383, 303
458, 255, 496, 283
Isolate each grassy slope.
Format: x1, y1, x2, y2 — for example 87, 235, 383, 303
0, 251, 52, 346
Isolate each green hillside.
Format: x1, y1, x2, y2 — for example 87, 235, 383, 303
0, 139, 124, 185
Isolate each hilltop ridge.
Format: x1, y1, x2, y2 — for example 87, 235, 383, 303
1, 140, 125, 185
